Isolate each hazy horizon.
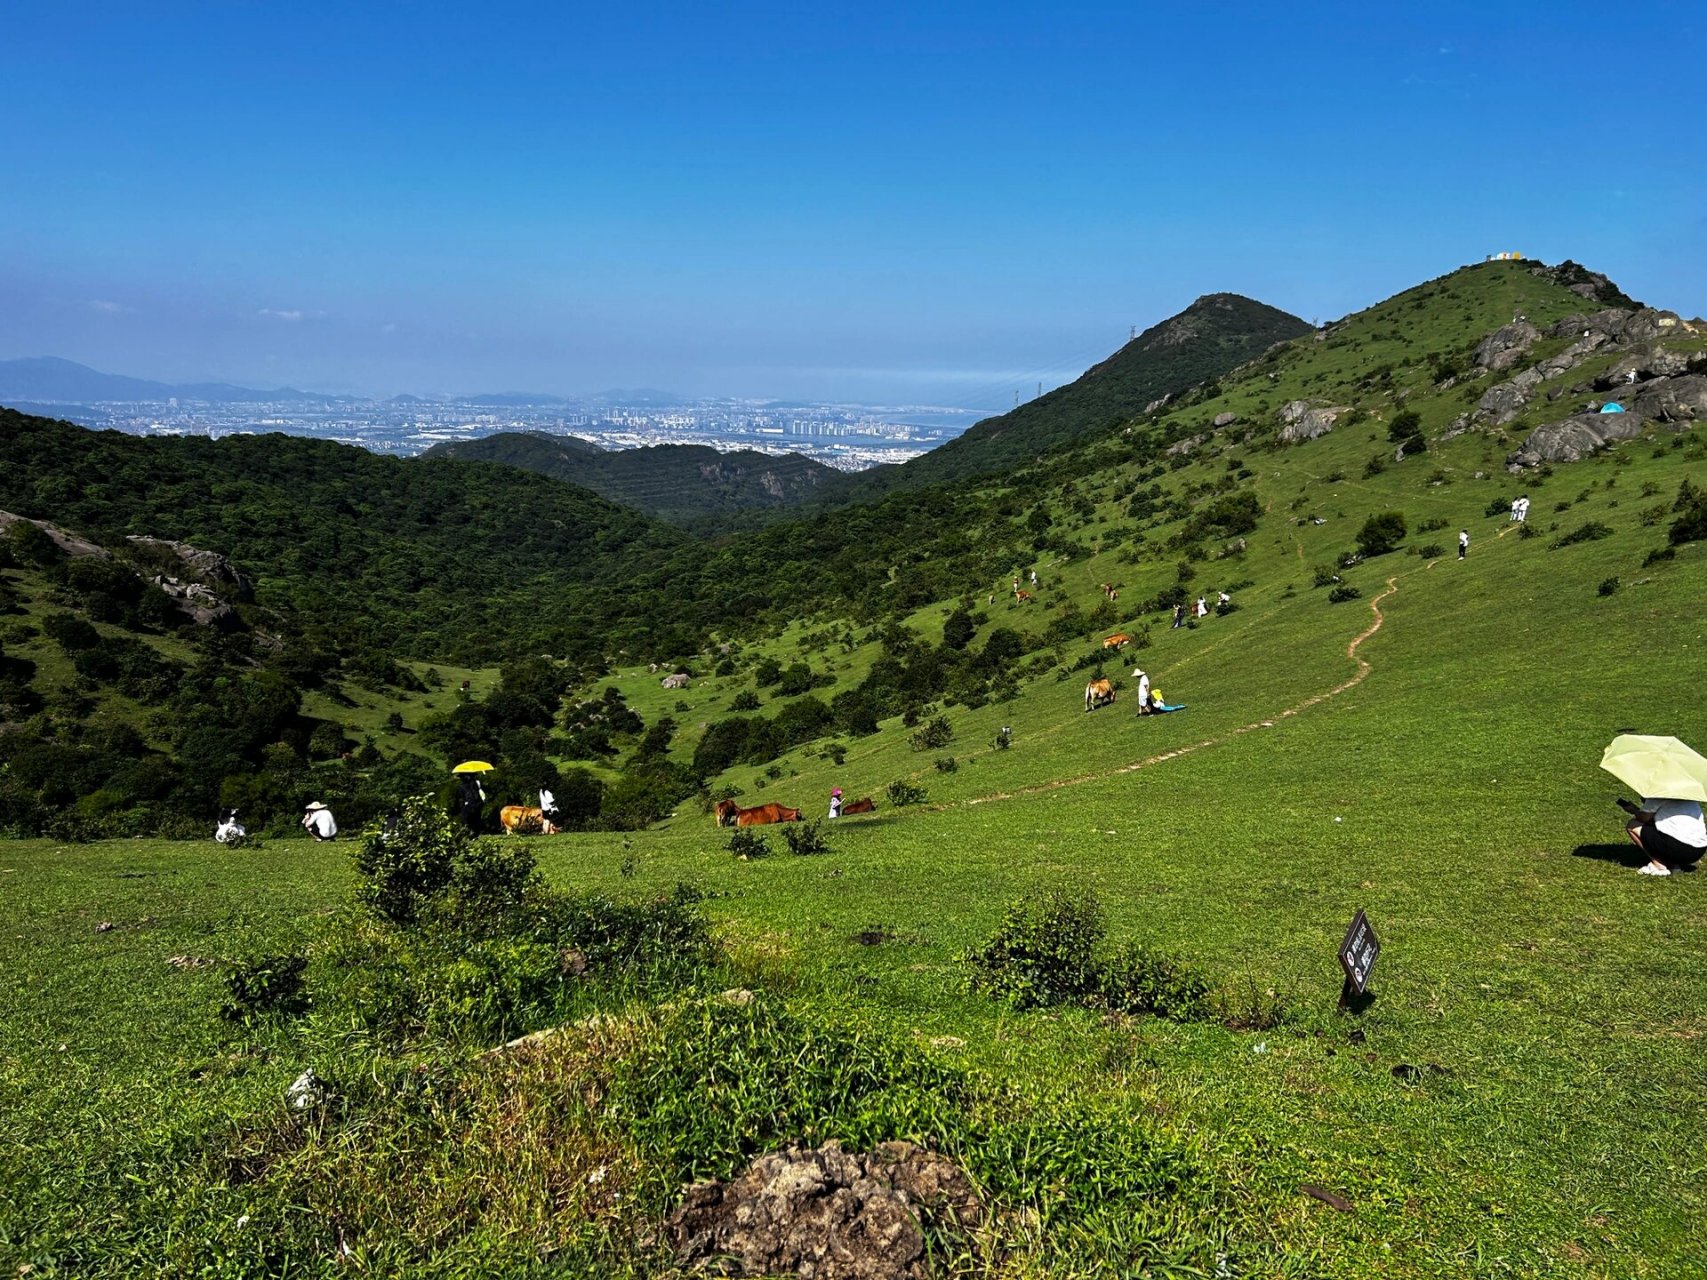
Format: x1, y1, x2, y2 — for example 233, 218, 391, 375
4, 2, 1703, 410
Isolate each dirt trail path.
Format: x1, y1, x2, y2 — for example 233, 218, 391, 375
965, 575, 1401, 807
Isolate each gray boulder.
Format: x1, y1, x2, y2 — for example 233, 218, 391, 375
1278, 405, 1351, 445
1165, 432, 1207, 457
668, 1140, 982, 1280
0, 510, 110, 560
1476, 368, 1544, 425
1509, 412, 1647, 467
1629, 374, 1707, 423
1472, 321, 1541, 372
1212, 411, 1238, 428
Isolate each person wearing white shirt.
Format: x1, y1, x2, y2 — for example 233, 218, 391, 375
214, 809, 246, 843
301, 802, 338, 842
1621, 796, 1707, 876
1132, 668, 1150, 715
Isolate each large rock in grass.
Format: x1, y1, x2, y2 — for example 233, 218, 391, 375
1277, 402, 1352, 444
1472, 321, 1541, 372
1508, 412, 1648, 467
1629, 374, 1707, 423
668, 1139, 981, 1279
1477, 368, 1545, 425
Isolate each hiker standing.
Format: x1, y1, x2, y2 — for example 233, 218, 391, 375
1133, 668, 1150, 715
457, 774, 486, 834
828, 787, 843, 820
1458, 529, 1469, 560
1171, 602, 1185, 629
539, 786, 559, 827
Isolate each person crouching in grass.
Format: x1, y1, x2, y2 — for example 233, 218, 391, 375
1619, 796, 1707, 877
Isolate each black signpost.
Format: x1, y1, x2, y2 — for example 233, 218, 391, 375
1338, 909, 1380, 1010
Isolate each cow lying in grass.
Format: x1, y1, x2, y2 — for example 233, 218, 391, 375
841, 797, 877, 815
714, 799, 804, 827
500, 805, 560, 835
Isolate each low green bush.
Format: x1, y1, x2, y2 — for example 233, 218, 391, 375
1327, 584, 1362, 603
728, 828, 771, 858
886, 780, 928, 807
781, 820, 831, 857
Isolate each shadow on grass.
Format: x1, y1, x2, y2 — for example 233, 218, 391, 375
1570, 841, 1646, 870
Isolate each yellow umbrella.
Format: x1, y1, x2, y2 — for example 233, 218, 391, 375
1599, 735, 1707, 803
452, 760, 495, 774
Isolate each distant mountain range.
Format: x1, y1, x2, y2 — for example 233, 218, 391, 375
0, 356, 335, 405
423, 431, 854, 529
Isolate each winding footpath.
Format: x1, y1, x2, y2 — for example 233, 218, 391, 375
964, 575, 1402, 807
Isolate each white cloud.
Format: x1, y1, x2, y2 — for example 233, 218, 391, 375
89, 299, 129, 313
258, 307, 306, 321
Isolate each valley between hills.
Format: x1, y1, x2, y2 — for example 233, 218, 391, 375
3, 257, 1705, 1277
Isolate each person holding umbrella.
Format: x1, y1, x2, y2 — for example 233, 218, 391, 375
452, 760, 493, 834
1601, 735, 1707, 876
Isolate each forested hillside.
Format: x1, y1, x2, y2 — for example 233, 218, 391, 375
423, 431, 857, 529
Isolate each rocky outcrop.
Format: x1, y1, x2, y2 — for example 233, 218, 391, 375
1277, 401, 1352, 444
1508, 412, 1648, 468
1546, 307, 1687, 346
0, 510, 110, 560
1472, 321, 1541, 372
1164, 432, 1207, 457
1212, 411, 1238, 428
126, 537, 254, 601
1628, 374, 1707, 423
1477, 368, 1545, 425
668, 1140, 982, 1280
1594, 347, 1692, 390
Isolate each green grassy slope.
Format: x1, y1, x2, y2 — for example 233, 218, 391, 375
5, 258, 1706, 1275
848, 292, 1311, 500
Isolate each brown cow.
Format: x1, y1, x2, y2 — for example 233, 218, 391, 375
1014, 589, 1034, 603
1102, 633, 1132, 650
1084, 678, 1115, 711
500, 805, 559, 835
734, 802, 803, 827
714, 799, 802, 827
841, 797, 877, 815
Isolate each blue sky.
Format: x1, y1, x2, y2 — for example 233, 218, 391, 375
3, 1, 1702, 405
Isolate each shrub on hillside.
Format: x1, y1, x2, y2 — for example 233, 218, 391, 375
1327, 585, 1362, 603
963, 891, 1104, 1010
727, 828, 771, 859
781, 820, 831, 857
1355, 511, 1407, 557
964, 891, 1214, 1023
221, 953, 309, 1025
1550, 521, 1613, 549
886, 780, 928, 807
1670, 478, 1707, 545
909, 715, 953, 752
730, 689, 761, 712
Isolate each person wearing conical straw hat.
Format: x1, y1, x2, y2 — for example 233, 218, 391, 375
301, 801, 338, 842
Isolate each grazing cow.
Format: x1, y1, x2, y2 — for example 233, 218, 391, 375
1014, 590, 1034, 604
841, 797, 877, 815
1084, 678, 1115, 711
1102, 633, 1132, 651
1099, 582, 1120, 601
500, 805, 560, 835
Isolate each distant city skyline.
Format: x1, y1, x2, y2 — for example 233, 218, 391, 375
4, 2, 1703, 407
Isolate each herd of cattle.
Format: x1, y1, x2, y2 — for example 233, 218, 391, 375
712, 797, 876, 826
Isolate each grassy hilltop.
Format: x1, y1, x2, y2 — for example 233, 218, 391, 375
4, 258, 1707, 1276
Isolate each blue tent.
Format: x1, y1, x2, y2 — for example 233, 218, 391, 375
1600, 402, 1626, 414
